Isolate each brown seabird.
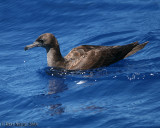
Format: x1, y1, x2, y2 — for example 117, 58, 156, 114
24, 33, 148, 70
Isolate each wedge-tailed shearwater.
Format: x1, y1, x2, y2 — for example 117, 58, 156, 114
24, 33, 148, 70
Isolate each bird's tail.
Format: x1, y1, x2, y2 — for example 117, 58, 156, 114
124, 41, 149, 58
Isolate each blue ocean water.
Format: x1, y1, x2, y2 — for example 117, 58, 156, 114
0, 0, 160, 128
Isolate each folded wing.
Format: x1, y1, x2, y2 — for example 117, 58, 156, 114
64, 41, 148, 70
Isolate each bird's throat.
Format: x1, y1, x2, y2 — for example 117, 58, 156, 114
46, 47, 65, 68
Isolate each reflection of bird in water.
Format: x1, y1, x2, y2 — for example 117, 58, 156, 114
45, 77, 66, 116
25, 33, 148, 70
49, 104, 64, 116
48, 78, 67, 95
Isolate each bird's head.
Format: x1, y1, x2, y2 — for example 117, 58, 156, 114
24, 33, 59, 51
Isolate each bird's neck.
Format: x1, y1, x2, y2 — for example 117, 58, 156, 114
46, 46, 65, 68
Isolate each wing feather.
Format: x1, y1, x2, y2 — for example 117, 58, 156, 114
64, 42, 140, 70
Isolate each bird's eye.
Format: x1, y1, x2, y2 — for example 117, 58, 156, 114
38, 39, 44, 43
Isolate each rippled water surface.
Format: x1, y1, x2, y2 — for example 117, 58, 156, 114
0, 0, 160, 128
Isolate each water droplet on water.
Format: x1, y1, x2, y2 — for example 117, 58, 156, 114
77, 80, 86, 85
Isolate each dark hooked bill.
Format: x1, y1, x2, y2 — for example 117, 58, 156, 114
24, 41, 41, 51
